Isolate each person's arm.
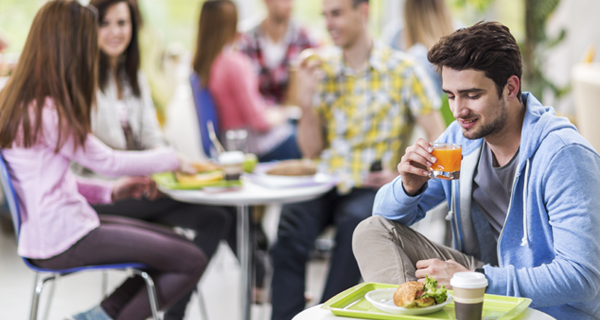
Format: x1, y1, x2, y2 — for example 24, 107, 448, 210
42, 106, 178, 177
483, 145, 600, 308
296, 60, 325, 159
372, 169, 446, 225
75, 177, 114, 205
76, 176, 158, 205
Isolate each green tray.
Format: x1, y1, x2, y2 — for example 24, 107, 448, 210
322, 282, 531, 320
152, 172, 242, 190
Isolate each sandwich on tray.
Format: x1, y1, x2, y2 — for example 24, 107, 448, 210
393, 276, 448, 308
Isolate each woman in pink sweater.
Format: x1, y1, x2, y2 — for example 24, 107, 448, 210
192, 0, 301, 162
0, 1, 205, 320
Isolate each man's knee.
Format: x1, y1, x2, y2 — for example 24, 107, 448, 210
353, 215, 393, 238
352, 216, 390, 255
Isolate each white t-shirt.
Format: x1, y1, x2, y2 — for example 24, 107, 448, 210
114, 99, 129, 126
259, 35, 287, 70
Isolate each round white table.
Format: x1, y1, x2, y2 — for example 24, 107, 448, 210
293, 304, 557, 320
160, 177, 336, 320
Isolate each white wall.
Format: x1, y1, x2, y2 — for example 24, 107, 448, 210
543, 0, 600, 114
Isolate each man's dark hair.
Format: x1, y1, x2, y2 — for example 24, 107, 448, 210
428, 21, 522, 100
352, 0, 369, 7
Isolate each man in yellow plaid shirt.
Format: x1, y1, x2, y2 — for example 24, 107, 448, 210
270, 0, 446, 319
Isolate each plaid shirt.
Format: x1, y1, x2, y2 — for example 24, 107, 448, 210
237, 21, 317, 105
314, 42, 440, 192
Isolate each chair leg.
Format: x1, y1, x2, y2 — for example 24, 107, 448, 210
101, 271, 108, 298
29, 273, 56, 320
258, 253, 273, 320
131, 269, 161, 320
42, 274, 59, 320
197, 286, 209, 320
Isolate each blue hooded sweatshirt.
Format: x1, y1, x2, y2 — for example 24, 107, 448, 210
373, 93, 600, 319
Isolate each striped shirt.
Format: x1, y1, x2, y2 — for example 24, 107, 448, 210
314, 42, 440, 192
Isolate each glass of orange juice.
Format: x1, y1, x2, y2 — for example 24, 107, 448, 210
429, 143, 462, 180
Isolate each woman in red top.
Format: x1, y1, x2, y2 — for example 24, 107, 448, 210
192, 0, 301, 162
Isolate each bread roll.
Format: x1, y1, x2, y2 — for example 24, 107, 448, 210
266, 159, 316, 176
393, 281, 435, 308
191, 161, 221, 173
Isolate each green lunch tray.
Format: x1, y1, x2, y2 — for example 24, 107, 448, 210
152, 172, 242, 190
322, 282, 532, 320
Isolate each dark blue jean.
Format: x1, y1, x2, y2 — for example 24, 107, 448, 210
258, 131, 302, 162
270, 188, 377, 320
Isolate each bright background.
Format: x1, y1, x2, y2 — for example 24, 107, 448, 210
2, 0, 599, 115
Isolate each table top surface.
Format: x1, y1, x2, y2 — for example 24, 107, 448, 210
159, 176, 336, 206
292, 304, 556, 320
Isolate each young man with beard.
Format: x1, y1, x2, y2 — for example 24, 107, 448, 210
237, 0, 317, 106
353, 21, 600, 319
270, 0, 446, 319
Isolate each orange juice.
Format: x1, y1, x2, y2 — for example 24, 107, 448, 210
431, 145, 462, 172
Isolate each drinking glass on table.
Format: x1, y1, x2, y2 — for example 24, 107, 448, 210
225, 129, 248, 152
428, 143, 462, 180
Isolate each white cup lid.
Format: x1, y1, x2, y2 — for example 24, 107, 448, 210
450, 271, 488, 289
218, 151, 245, 164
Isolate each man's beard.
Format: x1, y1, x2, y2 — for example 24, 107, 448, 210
462, 98, 508, 140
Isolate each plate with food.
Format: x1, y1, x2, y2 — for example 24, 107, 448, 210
364, 276, 452, 315
322, 282, 531, 320
153, 161, 241, 190
247, 159, 337, 188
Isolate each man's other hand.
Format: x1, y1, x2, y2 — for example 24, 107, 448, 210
415, 258, 470, 289
363, 168, 399, 189
297, 58, 323, 111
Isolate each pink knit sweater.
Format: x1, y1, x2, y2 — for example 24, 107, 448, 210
2, 98, 178, 259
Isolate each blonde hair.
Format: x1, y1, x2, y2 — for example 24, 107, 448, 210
404, 0, 454, 49
192, 0, 238, 87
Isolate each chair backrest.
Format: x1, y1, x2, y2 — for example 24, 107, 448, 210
0, 152, 21, 242
190, 73, 220, 159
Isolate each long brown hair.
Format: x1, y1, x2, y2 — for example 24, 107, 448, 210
0, 0, 99, 152
404, 0, 454, 49
90, 0, 142, 97
192, 0, 238, 87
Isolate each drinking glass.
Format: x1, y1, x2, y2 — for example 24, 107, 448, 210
225, 129, 248, 152
428, 143, 462, 180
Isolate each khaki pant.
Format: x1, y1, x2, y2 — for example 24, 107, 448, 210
352, 215, 483, 284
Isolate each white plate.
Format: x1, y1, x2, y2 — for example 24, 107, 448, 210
365, 288, 453, 315
247, 163, 338, 188
249, 172, 336, 188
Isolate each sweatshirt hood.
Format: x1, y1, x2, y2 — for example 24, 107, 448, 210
518, 92, 577, 167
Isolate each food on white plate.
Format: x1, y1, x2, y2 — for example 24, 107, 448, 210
265, 159, 317, 176
191, 161, 221, 173
393, 276, 448, 308
175, 171, 224, 184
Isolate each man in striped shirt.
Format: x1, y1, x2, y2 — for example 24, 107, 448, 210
270, 0, 446, 319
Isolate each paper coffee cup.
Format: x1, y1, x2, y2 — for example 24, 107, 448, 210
450, 272, 488, 320
218, 151, 245, 180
